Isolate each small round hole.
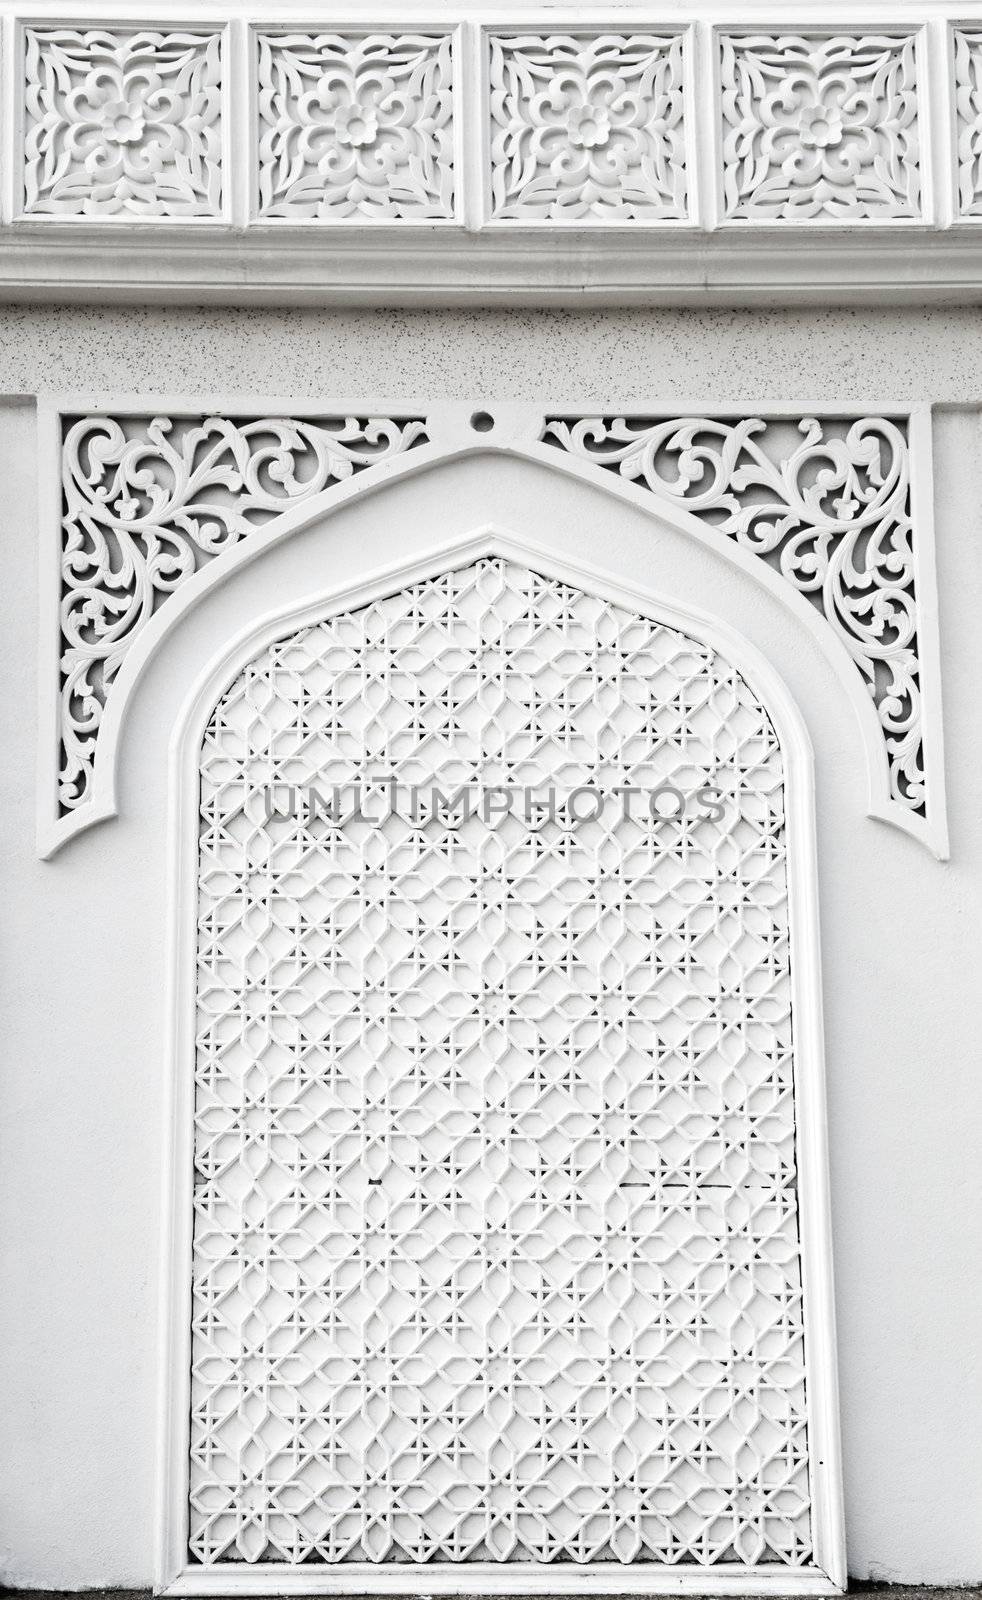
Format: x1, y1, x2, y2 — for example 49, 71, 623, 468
470, 411, 495, 433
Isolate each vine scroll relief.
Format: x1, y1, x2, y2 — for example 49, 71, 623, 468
54, 413, 430, 839
541, 414, 928, 824
44, 406, 943, 858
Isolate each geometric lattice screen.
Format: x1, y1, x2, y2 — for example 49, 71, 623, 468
190, 555, 811, 1570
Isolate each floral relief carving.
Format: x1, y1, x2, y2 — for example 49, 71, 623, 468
954, 30, 982, 216
542, 415, 924, 815
23, 27, 223, 218
256, 31, 455, 220
719, 32, 922, 220
58, 414, 429, 818
487, 32, 687, 220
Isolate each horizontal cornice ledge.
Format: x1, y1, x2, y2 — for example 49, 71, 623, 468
0, 228, 981, 306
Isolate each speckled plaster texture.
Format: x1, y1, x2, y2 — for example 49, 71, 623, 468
2, 302, 982, 403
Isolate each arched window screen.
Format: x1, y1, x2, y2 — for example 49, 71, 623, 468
187, 553, 814, 1574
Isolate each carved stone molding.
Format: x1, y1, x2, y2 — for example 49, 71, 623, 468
4, 7, 982, 301
38, 401, 946, 862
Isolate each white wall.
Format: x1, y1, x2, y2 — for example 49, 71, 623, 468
0, 308, 980, 1590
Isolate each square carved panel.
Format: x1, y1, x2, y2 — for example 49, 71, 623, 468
954, 29, 982, 217
487, 31, 688, 222
256, 30, 456, 221
22, 26, 224, 218
718, 30, 923, 222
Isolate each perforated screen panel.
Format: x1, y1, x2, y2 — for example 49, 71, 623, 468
188, 555, 810, 1570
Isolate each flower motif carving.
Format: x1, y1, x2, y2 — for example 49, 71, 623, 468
954, 30, 982, 217
719, 32, 922, 220
23, 27, 223, 218
542, 415, 924, 815
58, 414, 429, 817
256, 32, 455, 221
488, 32, 687, 221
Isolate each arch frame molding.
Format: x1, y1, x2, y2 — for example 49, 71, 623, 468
35, 394, 948, 861
157, 525, 845, 1598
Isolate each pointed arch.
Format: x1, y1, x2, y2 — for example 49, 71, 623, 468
158, 528, 844, 1595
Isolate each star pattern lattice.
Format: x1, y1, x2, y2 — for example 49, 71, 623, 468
189, 555, 811, 1569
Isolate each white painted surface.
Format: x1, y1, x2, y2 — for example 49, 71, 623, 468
0, 318, 980, 1592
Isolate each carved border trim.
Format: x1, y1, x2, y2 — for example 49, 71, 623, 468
36, 399, 947, 860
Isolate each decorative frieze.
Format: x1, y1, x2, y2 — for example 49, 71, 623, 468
4, 12, 982, 237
